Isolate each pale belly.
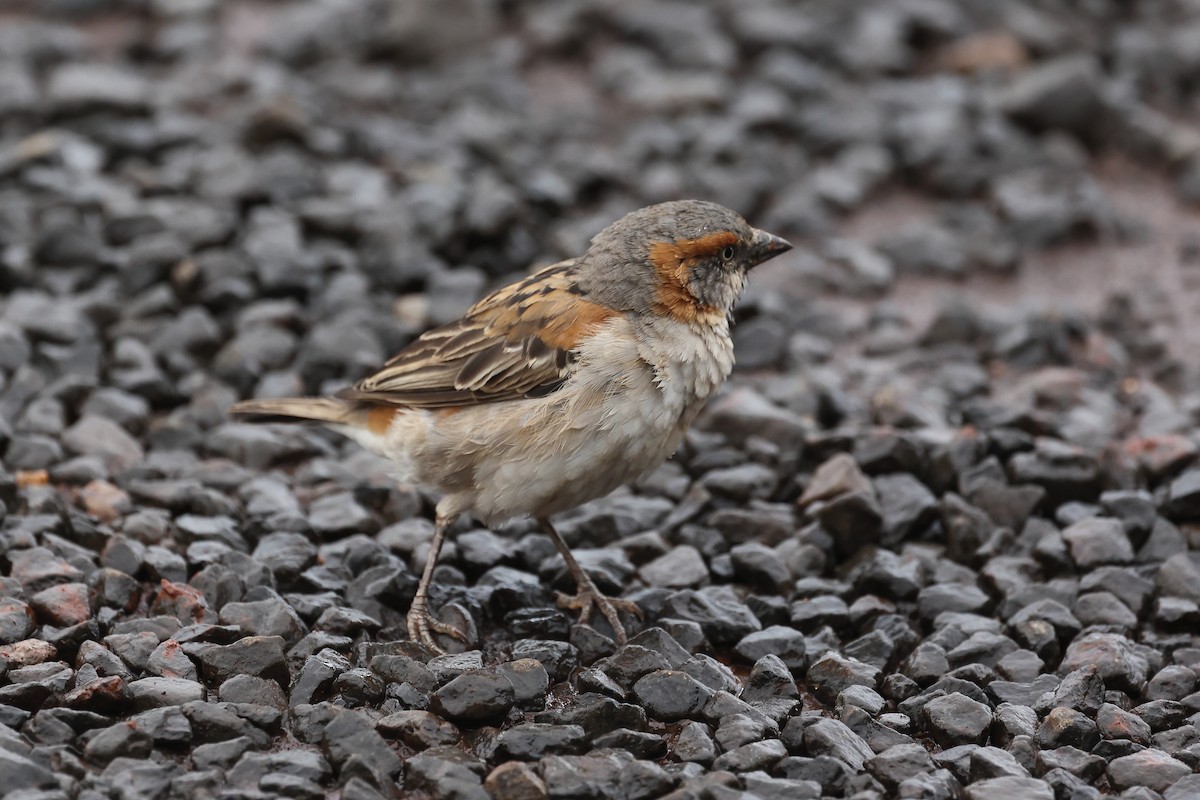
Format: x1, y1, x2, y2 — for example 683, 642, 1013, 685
367, 315, 734, 526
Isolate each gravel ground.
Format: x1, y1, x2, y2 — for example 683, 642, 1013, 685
4, 1, 1200, 798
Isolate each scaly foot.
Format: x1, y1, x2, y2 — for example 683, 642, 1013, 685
407, 599, 470, 655
556, 585, 643, 645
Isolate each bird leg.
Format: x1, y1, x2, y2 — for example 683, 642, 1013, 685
407, 513, 470, 654
539, 517, 641, 644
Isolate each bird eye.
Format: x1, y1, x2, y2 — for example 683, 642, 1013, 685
721, 246, 736, 262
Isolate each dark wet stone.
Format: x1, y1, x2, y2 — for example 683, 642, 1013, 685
742, 654, 799, 702
970, 745, 1030, 781
1036, 707, 1099, 750
333, 667, 387, 706
534, 694, 646, 739
1164, 469, 1200, 520
790, 594, 850, 631
126, 677, 205, 710
9, 548, 84, 593
1035, 666, 1104, 716
1037, 746, 1105, 781
0, 600, 36, 644
734, 626, 806, 671
218, 674, 287, 710
378, 709, 461, 750
199, 636, 289, 688
729, 542, 790, 591
592, 728, 666, 759
484, 760, 546, 800
182, 700, 269, 748
1061, 517, 1134, 567
633, 670, 713, 722
219, 597, 307, 646
1147, 665, 1198, 702
808, 652, 881, 704
711, 738, 787, 772
868, 742, 935, 790
313, 605, 381, 636
308, 492, 378, 538
1135, 700, 1188, 732
673, 720, 716, 764
676, 652, 739, 695
659, 587, 762, 646
1108, 749, 1192, 793
496, 723, 587, 760
992, 702, 1038, 746
510, 640, 578, 683
939, 494, 994, 564
430, 671, 516, 723
1098, 702, 1153, 744
816, 490, 884, 558
290, 649, 350, 706
924, 693, 992, 748
0, 748, 57, 793
323, 708, 402, 780
803, 718, 874, 772
636, 545, 709, 589
62, 415, 144, 473
965, 776, 1053, 800
716, 711, 776, 751
1059, 633, 1148, 694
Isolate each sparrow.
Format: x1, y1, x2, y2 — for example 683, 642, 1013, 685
229, 199, 792, 653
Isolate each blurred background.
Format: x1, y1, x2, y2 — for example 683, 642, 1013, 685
2, 0, 1200, 453
6, 6, 1200, 795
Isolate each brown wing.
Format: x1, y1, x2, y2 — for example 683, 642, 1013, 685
339, 259, 614, 408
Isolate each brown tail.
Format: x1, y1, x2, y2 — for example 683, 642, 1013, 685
227, 396, 354, 425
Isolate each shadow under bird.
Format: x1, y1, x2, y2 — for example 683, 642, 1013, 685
229, 199, 792, 653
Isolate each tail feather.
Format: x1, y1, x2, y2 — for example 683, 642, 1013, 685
227, 397, 354, 425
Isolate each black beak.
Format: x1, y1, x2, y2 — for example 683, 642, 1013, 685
747, 228, 793, 268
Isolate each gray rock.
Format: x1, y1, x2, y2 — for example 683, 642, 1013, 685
199, 636, 289, 688
711, 738, 787, 772
0, 748, 57, 793
673, 720, 716, 764
637, 546, 708, 588
808, 652, 881, 704
430, 671, 516, 723
127, 677, 205, 710
868, 742, 934, 790
323, 708, 402, 780
924, 693, 992, 748
1036, 746, 1105, 782
219, 597, 307, 646
734, 626, 806, 671
496, 723, 587, 760
1108, 749, 1192, 793
1059, 633, 1149, 694
1037, 707, 1100, 750
1098, 702, 1152, 744
61, 415, 144, 472
965, 776, 1053, 800
659, 586, 762, 645
803, 718, 874, 772
633, 670, 714, 721
1061, 517, 1134, 567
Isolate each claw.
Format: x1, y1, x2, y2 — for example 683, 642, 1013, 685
557, 587, 642, 645
407, 600, 470, 655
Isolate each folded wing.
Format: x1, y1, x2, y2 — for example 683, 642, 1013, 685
340, 259, 614, 408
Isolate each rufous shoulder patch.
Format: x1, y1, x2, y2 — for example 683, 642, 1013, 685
365, 405, 398, 435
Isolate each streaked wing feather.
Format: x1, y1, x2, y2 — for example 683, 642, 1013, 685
341, 259, 612, 408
